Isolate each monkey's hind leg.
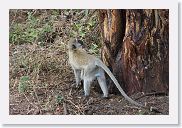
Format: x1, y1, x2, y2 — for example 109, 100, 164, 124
83, 78, 91, 97
96, 70, 108, 98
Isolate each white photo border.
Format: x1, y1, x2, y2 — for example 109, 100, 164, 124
0, 0, 178, 124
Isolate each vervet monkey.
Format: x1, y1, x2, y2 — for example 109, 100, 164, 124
68, 38, 161, 113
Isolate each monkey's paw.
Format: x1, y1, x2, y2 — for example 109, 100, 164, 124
101, 95, 110, 99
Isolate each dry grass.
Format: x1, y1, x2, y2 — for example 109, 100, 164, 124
9, 9, 169, 115
9, 9, 103, 115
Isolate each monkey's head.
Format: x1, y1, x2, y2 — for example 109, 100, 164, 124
68, 38, 84, 51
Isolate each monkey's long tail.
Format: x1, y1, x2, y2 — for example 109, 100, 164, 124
95, 59, 163, 113
95, 59, 143, 108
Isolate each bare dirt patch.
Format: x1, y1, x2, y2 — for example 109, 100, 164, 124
9, 43, 169, 115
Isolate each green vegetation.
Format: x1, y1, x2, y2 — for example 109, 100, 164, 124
18, 76, 30, 93
9, 9, 102, 115
10, 10, 100, 50
10, 10, 56, 45
55, 95, 64, 104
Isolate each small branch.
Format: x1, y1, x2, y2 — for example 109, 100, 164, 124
124, 105, 141, 110
135, 92, 168, 100
31, 69, 43, 114
23, 93, 38, 109
63, 102, 68, 115
68, 87, 72, 96
27, 109, 34, 115
66, 100, 84, 115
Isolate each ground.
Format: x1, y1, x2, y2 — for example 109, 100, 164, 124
9, 9, 169, 115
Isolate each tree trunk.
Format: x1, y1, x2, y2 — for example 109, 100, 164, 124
98, 9, 169, 95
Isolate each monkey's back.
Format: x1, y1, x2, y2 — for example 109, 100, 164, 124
69, 49, 96, 69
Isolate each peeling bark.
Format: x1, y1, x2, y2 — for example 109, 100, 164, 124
99, 9, 169, 95
98, 9, 126, 93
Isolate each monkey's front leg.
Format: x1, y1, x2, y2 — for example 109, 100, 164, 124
73, 69, 82, 88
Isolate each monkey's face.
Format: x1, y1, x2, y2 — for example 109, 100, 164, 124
68, 38, 84, 51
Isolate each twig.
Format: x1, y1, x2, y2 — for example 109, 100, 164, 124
63, 102, 68, 115
124, 105, 141, 110
68, 87, 72, 96
150, 107, 164, 114
12, 78, 18, 89
23, 93, 38, 109
27, 109, 34, 115
125, 104, 164, 114
135, 92, 168, 100
66, 100, 84, 114
31, 69, 43, 114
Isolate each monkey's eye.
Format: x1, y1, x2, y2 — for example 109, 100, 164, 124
72, 44, 76, 49
77, 40, 84, 46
